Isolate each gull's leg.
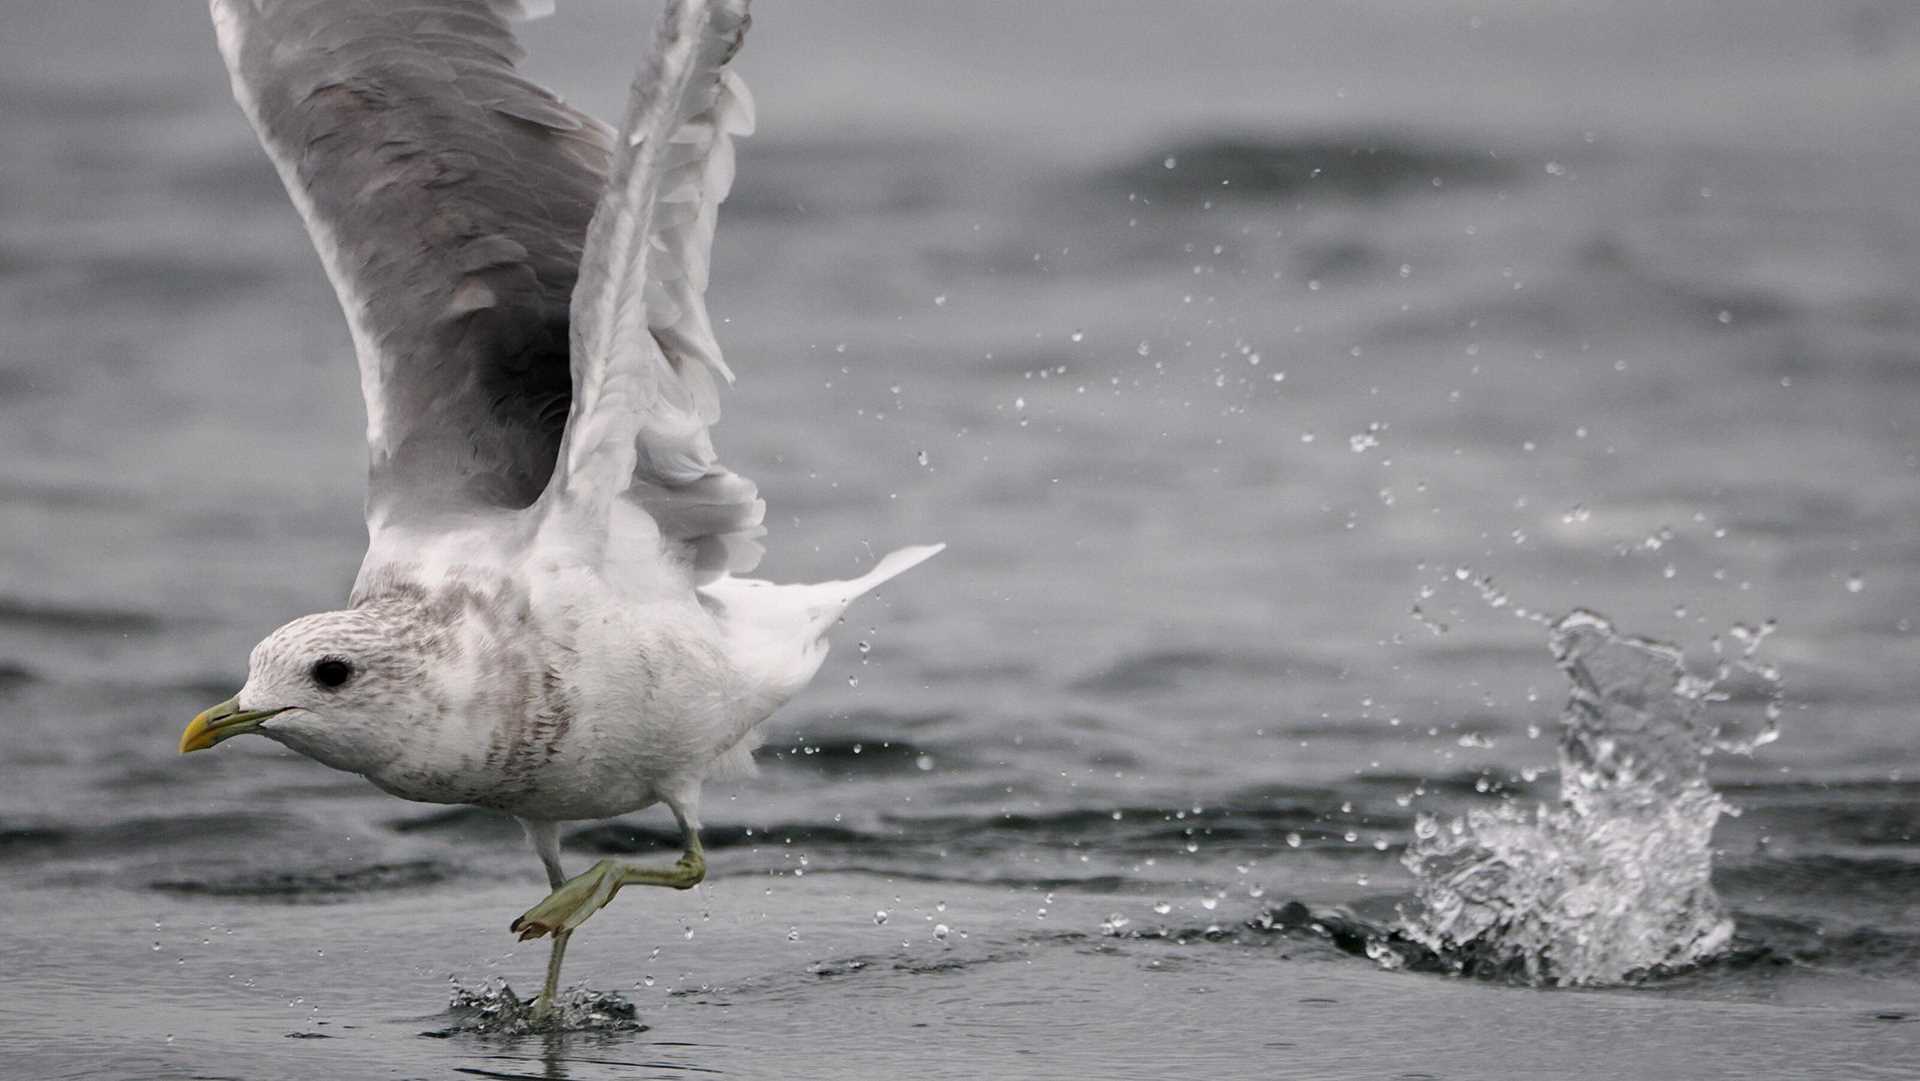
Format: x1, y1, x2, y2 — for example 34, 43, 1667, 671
510, 790, 706, 942
518, 818, 572, 1020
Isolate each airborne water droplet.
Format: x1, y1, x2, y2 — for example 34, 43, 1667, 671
1152, 901, 1172, 916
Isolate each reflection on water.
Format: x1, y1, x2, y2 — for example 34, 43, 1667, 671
1391, 610, 1782, 985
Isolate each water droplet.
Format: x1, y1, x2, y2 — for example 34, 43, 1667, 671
1846, 573, 1865, 594
874, 910, 889, 926
933, 294, 947, 306
846, 675, 859, 688
1199, 897, 1218, 911
1162, 156, 1178, 170
1152, 901, 1172, 916
915, 754, 934, 771
1070, 329, 1085, 343
932, 923, 951, 940
1136, 340, 1151, 357
1285, 832, 1302, 848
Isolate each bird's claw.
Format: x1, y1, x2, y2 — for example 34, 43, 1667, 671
512, 915, 558, 941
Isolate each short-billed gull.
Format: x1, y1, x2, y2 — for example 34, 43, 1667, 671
178, 0, 940, 1016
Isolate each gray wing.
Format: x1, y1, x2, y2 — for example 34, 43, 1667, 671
211, 0, 610, 528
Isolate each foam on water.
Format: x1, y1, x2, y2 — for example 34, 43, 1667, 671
1385, 609, 1781, 986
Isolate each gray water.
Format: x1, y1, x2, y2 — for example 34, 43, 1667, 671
4, 2, 1920, 1078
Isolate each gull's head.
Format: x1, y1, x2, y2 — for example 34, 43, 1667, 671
180, 608, 428, 773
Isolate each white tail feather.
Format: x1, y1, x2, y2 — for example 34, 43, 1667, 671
696, 541, 944, 781
807, 543, 946, 634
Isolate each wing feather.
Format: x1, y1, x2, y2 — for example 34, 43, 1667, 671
210, 0, 610, 530
547, 0, 763, 582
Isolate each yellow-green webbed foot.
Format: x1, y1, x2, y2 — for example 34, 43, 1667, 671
510, 848, 707, 942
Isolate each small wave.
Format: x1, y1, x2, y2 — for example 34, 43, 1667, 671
0, 596, 165, 634
0, 660, 38, 692
566, 800, 1381, 870
0, 822, 69, 855
388, 806, 526, 841
1720, 854, 1920, 901
1071, 646, 1341, 696
566, 820, 868, 855
1, 812, 289, 864
1103, 133, 1513, 206
760, 734, 939, 774
151, 859, 451, 900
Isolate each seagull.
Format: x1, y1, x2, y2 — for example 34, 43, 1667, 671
179, 0, 940, 1017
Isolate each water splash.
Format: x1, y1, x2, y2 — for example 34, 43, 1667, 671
427, 978, 643, 1036
1389, 609, 1781, 985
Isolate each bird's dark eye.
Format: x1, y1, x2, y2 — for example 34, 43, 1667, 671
310, 657, 354, 689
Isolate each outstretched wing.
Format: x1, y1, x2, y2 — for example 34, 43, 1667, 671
545, 0, 764, 582
211, 0, 610, 530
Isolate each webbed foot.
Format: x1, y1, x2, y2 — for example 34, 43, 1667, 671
511, 849, 707, 941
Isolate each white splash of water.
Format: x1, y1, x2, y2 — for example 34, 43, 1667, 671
435, 977, 642, 1035
1393, 609, 1781, 985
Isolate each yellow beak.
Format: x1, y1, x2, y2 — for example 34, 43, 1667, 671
179, 696, 290, 754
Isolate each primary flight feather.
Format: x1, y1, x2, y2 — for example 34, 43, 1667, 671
184, 0, 941, 1017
